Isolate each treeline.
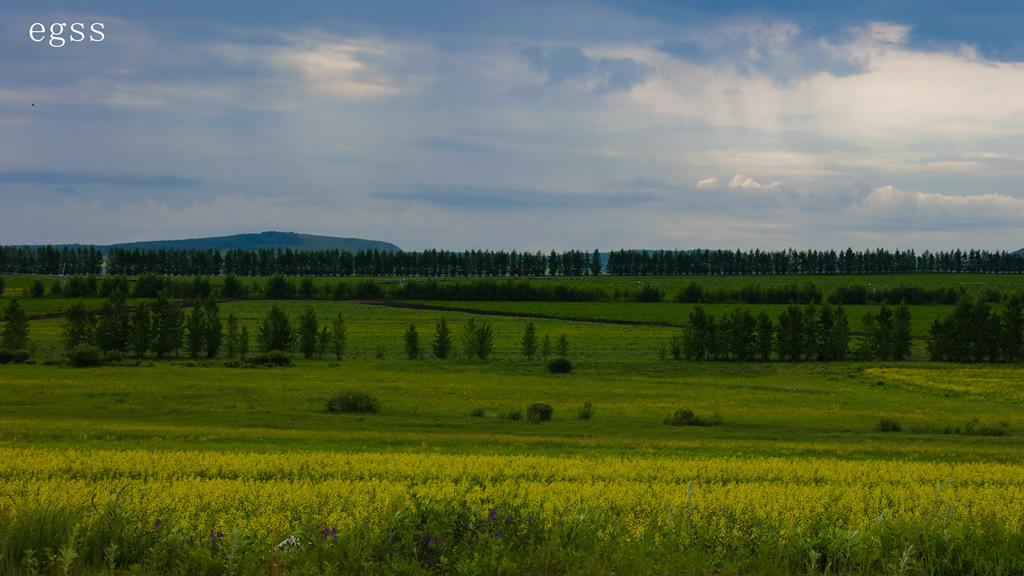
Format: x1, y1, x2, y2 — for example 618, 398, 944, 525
4, 244, 1024, 277
105, 247, 601, 277
0, 245, 103, 275
673, 303, 912, 362
606, 248, 1024, 275
19, 273, 1015, 307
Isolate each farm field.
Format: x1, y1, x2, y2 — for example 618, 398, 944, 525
2, 275, 1024, 574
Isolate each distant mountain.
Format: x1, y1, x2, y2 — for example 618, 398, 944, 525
107, 231, 400, 254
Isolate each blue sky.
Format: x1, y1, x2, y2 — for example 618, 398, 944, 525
3, 1, 1024, 251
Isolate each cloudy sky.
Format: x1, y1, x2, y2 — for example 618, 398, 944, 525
3, 1, 1024, 252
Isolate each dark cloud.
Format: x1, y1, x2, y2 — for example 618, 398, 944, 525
519, 44, 654, 94
0, 170, 200, 187
375, 185, 661, 209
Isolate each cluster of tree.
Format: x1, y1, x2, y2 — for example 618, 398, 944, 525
61, 292, 236, 359
674, 303, 912, 362
254, 305, 348, 360
1, 300, 30, 354
674, 282, 823, 305
605, 248, 1024, 276
928, 294, 1024, 362
0, 245, 103, 275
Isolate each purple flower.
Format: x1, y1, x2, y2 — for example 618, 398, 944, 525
504, 513, 511, 525
319, 524, 338, 541
209, 528, 225, 546
154, 518, 163, 529
487, 507, 498, 522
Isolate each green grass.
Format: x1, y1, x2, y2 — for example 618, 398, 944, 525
2, 358, 1023, 462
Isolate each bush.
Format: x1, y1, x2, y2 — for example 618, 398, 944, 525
577, 401, 594, 420
663, 408, 723, 427
877, 417, 902, 432
469, 407, 485, 417
498, 406, 523, 421
68, 344, 104, 367
104, 350, 124, 363
247, 350, 293, 367
526, 402, 553, 423
327, 390, 380, 413
547, 358, 573, 373
0, 349, 25, 364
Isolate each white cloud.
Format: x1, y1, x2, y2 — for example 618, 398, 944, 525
695, 176, 718, 188
274, 38, 416, 100
729, 174, 782, 189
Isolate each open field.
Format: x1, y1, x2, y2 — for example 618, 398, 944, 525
3, 275, 1024, 574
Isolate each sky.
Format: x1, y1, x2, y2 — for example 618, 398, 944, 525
3, 1, 1024, 252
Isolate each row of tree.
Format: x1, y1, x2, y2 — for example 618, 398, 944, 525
5, 244, 1024, 277
928, 295, 1024, 362
675, 303, 913, 362
607, 248, 1024, 276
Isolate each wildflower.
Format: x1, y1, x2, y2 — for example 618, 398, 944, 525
154, 518, 163, 529
487, 507, 498, 522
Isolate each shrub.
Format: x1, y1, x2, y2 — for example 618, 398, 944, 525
469, 407, 485, 417
577, 401, 594, 420
547, 358, 572, 373
663, 408, 723, 427
68, 344, 104, 367
526, 402, 553, 423
0, 349, 12, 364
498, 406, 523, 421
104, 350, 124, 363
877, 417, 902, 432
247, 350, 293, 367
327, 390, 380, 413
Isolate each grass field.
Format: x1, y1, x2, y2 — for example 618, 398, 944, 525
3, 275, 1024, 574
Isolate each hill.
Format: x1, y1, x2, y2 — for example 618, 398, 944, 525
107, 231, 400, 254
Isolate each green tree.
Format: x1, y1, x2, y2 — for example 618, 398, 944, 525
297, 306, 319, 359
225, 313, 239, 358
775, 305, 804, 362
555, 332, 570, 357
257, 304, 293, 354
62, 300, 96, 351
151, 292, 184, 358
185, 306, 206, 359
95, 291, 131, 354
204, 299, 222, 359
431, 317, 451, 359
891, 302, 912, 361
461, 319, 479, 360
404, 323, 420, 359
723, 307, 755, 361
541, 334, 552, 360
683, 305, 715, 360
754, 311, 774, 362
30, 280, 45, 298
317, 326, 331, 359
474, 321, 494, 360
238, 326, 250, 359
1002, 292, 1024, 362
331, 312, 347, 360
0, 276, 5, 297
816, 303, 849, 361
1, 299, 30, 351
521, 321, 538, 360
131, 304, 151, 358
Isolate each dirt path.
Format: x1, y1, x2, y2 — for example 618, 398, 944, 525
351, 300, 683, 327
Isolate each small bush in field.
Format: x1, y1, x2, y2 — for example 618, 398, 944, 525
68, 344, 104, 367
547, 358, 572, 373
527, 402, 553, 423
327, 390, 380, 413
577, 402, 594, 420
663, 409, 722, 427
877, 417, 902, 432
